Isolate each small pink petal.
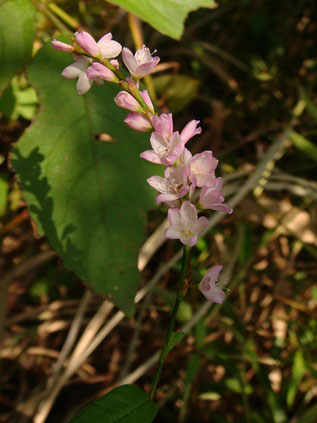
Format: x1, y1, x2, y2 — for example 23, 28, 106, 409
98, 33, 113, 42
122, 47, 137, 75
200, 283, 226, 303
76, 31, 100, 56
180, 201, 197, 229
182, 233, 198, 247
199, 182, 232, 214
151, 113, 173, 139
147, 175, 169, 192
181, 120, 202, 143
195, 216, 209, 234
165, 226, 182, 240
134, 56, 160, 78
124, 112, 152, 132
189, 151, 219, 187
141, 90, 154, 112
206, 265, 222, 283
156, 193, 178, 203
98, 40, 122, 58
87, 63, 116, 81
140, 150, 162, 164
62, 63, 83, 79
180, 148, 192, 166
210, 204, 233, 214
199, 265, 225, 303
76, 73, 93, 95
167, 208, 181, 226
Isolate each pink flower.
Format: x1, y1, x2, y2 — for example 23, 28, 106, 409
165, 201, 209, 247
140, 131, 185, 165
114, 90, 153, 112
179, 148, 193, 166
180, 120, 202, 143
122, 46, 160, 78
147, 165, 189, 203
124, 112, 152, 132
61, 56, 95, 95
87, 62, 117, 82
199, 265, 225, 303
188, 151, 219, 187
75, 31, 122, 58
51, 40, 73, 52
199, 178, 233, 214
151, 113, 173, 139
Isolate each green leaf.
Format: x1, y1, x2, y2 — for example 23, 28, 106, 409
107, 0, 217, 40
0, 83, 15, 117
11, 41, 158, 317
184, 352, 200, 384
300, 87, 317, 122
68, 385, 157, 423
167, 331, 185, 352
290, 131, 317, 162
176, 300, 193, 323
224, 377, 253, 394
0, 76, 38, 120
194, 317, 206, 350
286, 349, 305, 407
0, 175, 9, 217
0, 0, 36, 94
238, 222, 253, 266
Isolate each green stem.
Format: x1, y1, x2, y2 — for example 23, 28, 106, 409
48, 2, 79, 29
34, 0, 70, 34
71, 48, 154, 115
92, 57, 154, 115
149, 245, 190, 400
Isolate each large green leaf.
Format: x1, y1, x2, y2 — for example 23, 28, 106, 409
11, 42, 158, 316
0, 0, 36, 94
108, 0, 217, 40
68, 385, 157, 423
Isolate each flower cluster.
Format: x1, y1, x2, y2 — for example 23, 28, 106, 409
52, 31, 232, 303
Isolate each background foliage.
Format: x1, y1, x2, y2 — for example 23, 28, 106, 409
0, 0, 316, 422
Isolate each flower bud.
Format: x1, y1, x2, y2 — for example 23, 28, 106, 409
124, 112, 152, 132
87, 63, 117, 82
114, 92, 141, 112
51, 40, 73, 53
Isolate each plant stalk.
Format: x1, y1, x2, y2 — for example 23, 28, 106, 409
149, 245, 190, 399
